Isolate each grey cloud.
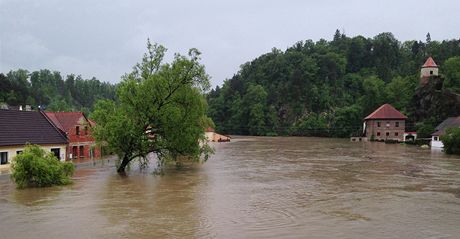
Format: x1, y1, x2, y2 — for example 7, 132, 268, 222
1, 0, 459, 87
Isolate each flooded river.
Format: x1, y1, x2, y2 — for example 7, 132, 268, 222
1, 137, 460, 238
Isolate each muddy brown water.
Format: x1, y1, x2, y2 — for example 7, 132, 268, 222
1, 137, 460, 239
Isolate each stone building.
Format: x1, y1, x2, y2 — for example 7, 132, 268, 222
420, 57, 438, 85
364, 104, 408, 142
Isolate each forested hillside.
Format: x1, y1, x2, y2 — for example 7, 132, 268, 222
207, 31, 460, 137
0, 69, 116, 113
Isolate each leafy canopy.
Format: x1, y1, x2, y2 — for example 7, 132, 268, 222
441, 127, 460, 155
91, 40, 213, 173
11, 145, 74, 189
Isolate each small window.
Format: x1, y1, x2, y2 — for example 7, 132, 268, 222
386, 132, 390, 137
51, 148, 61, 160
377, 122, 381, 127
395, 132, 399, 136
377, 132, 381, 136
84, 126, 88, 135
434, 136, 438, 141
395, 122, 400, 127
16, 150, 23, 155
430, 70, 433, 75
76, 126, 80, 135
0, 152, 8, 165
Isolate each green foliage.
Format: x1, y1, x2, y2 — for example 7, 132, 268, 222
11, 145, 75, 189
0, 69, 116, 111
416, 122, 435, 139
207, 31, 460, 137
441, 127, 460, 155
92, 40, 213, 173
442, 56, 460, 93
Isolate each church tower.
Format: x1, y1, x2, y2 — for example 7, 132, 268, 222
420, 57, 438, 84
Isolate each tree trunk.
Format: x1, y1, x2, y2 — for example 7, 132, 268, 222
117, 154, 131, 174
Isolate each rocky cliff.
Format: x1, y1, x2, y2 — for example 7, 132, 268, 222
410, 76, 460, 124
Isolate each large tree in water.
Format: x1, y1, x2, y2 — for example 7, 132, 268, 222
92, 40, 213, 173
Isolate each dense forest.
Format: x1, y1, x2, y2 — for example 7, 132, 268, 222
0, 69, 117, 114
207, 31, 460, 137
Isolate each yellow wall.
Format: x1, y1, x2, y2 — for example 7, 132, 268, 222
0, 144, 67, 170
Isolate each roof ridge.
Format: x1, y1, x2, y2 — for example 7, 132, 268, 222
41, 111, 69, 143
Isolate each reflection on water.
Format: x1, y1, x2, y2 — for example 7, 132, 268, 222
1, 137, 460, 239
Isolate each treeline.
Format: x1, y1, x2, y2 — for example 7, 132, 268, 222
207, 31, 460, 137
0, 69, 117, 113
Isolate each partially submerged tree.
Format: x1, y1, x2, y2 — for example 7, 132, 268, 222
92, 40, 213, 173
11, 145, 75, 188
441, 127, 460, 155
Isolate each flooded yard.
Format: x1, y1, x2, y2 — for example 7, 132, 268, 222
1, 136, 460, 238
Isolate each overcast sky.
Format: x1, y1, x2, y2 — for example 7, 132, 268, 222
1, 0, 459, 87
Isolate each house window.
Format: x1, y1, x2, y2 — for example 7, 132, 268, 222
386, 132, 390, 137
377, 132, 381, 136
79, 146, 84, 158
84, 126, 88, 135
51, 148, 61, 160
0, 152, 8, 165
434, 136, 439, 141
16, 150, 23, 155
430, 70, 433, 75
377, 122, 381, 127
395, 122, 400, 127
76, 126, 80, 135
395, 132, 399, 136
72, 146, 78, 159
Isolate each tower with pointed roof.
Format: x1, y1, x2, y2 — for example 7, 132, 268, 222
420, 57, 438, 84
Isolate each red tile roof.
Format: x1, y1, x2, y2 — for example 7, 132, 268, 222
45, 112, 89, 132
422, 57, 438, 68
0, 109, 68, 146
364, 104, 408, 120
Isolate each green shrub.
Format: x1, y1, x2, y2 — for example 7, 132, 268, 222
11, 145, 75, 188
441, 127, 460, 154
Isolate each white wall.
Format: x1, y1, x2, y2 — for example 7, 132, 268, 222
0, 144, 67, 170
431, 136, 444, 148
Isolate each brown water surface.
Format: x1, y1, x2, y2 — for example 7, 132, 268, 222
1, 137, 460, 238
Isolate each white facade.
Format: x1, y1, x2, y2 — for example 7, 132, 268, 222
421, 67, 439, 78
431, 136, 444, 148
0, 144, 67, 170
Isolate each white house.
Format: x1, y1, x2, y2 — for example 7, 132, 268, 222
431, 116, 460, 148
0, 109, 68, 170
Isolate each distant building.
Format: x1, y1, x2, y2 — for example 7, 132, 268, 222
431, 116, 460, 148
205, 127, 231, 142
420, 57, 438, 85
46, 112, 101, 160
0, 109, 68, 169
364, 104, 408, 142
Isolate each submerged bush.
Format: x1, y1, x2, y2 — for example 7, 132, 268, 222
441, 127, 460, 155
11, 145, 75, 188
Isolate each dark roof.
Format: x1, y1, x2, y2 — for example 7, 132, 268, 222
0, 109, 68, 146
422, 57, 438, 68
364, 104, 408, 120
432, 116, 460, 136
45, 112, 88, 132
